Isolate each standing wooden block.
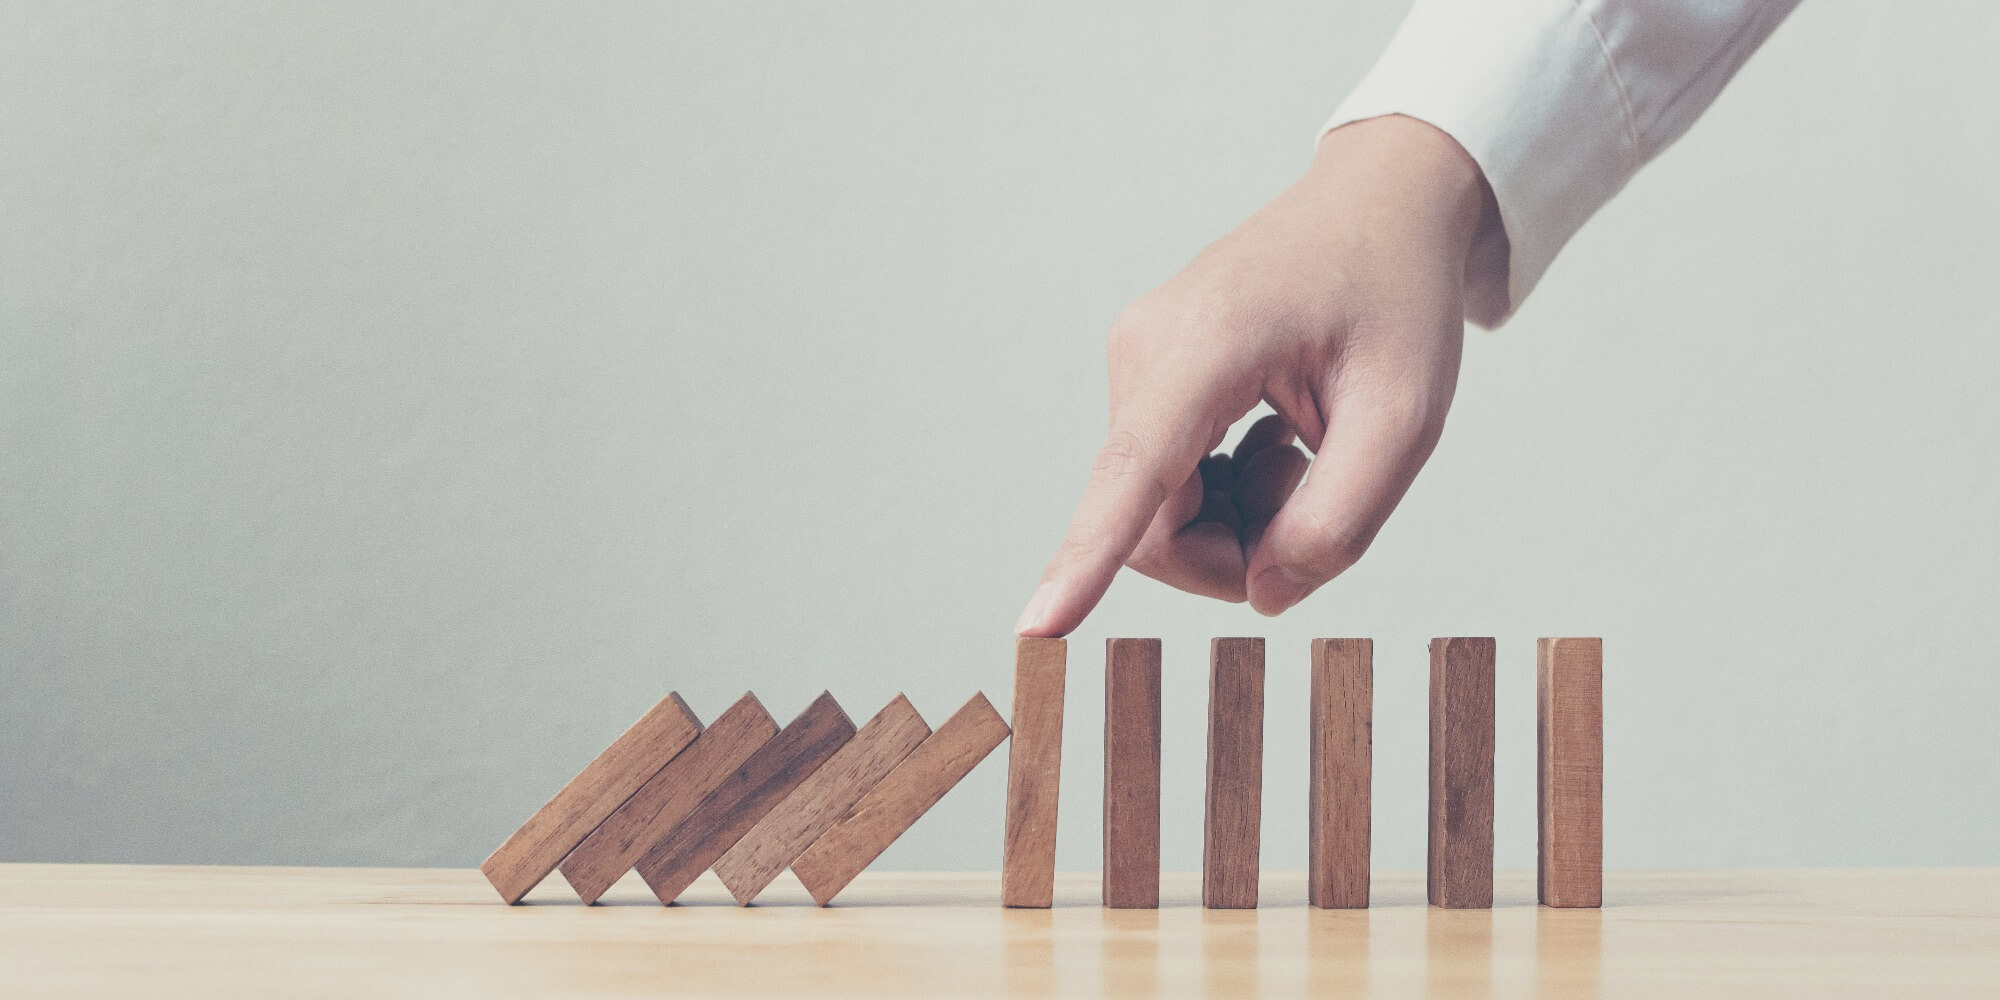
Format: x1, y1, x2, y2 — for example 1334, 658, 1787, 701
1539, 637, 1604, 908
790, 693, 1011, 906
557, 694, 777, 904
712, 695, 932, 905
1429, 637, 1496, 909
1309, 638, 1372, 909
1003, 637, 1066, 908
1103, 638, 1161, 909
635, 692, 857, 904
1203, 637, 1264, 909
478, 691, 702, 904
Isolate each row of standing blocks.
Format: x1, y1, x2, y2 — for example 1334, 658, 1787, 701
478, 635, 1600, 910
1004, 636, 1604, 910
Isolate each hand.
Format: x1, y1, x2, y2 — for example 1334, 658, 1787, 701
1015, 114, 1494, 637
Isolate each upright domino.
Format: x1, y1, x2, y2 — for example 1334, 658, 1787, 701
1539, 637, 1603, 908
1003, 637, 1066, 908
1428, 637, 1496, 909
712, 695, 931, 905
1103, 638, 1161, 909
1309, 639, 1371, 909
791, 693, 1011, 906
634, 692, 857, 904
478, 691, 702, 904
1204, 637, 1264, 909
558, 694, 777, 904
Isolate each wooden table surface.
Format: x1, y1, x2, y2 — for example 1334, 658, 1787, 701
2, 864, 1995, 998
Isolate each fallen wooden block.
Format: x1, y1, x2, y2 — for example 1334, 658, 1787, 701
1003, 637, 1066, 908
712, 695, 931, 905
478, 691, 703, 904
1309, 638, 1372, 909
635, 692, 857, 904
1539, 637, 1604, 908
557, 693, 777, 904
1102, 637, 1161, 909
1204, 637, 1264, 909
1428, 637, 1495, 909
790, 693, 1011, 906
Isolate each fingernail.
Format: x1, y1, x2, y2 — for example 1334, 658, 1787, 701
1014, 581, 1060, 635
1251, 565, 1311, 616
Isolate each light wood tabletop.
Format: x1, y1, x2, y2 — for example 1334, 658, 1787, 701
2, 864, 1994, 998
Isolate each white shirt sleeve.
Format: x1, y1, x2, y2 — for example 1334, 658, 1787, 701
1324, 0, 1802, 327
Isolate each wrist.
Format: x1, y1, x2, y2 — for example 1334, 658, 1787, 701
1308, 114, 1492, 257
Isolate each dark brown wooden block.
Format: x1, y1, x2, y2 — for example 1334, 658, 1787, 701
478, 691, 702, 904
790, 693, 1011, 906
1309, 638, 1372, 909
712, 695, 931, 905
635, 691, 857, 904
1203, 637, 1264, 909
1003, 637, 1066, 908
557, 693, 777, 904
1103, 638, 1161, 909
1539, 637, 1603, 908
1429, 637, 1496, 909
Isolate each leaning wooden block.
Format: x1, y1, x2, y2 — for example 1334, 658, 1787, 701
1003, 637, 1066, 908
478, 691, 702, 904
1103, 638, 1161, 909
557, 693, 777, 904
635, 691, 857, 904
790, 693, 1011, 906
1310, 638, 1372, 909
1429, 637, 1496, 909
1539, 637, 1604, 908
1204, 637, 1264, 909
713, 695, 932, 905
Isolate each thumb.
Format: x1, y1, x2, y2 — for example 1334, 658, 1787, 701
1017, 405, 1213, 637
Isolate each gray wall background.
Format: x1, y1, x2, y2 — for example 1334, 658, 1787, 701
5, 2, 1997, 874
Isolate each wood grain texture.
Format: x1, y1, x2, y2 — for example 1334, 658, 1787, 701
478, 691, 702, 904
712, 695, 931, 905
1309, 639, 1372, 909
557, 694, 777, 905
634, 692, 857, 904
791, 693, 1011, 906
1103, 638, 1162, 909
1203, 637, 1264, 909
1539, 637, 1604, 908
1429, 637, 1496, 909
1003, 637, 1066, 908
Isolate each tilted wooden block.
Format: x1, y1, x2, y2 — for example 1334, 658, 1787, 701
1539, 637, 1604, 908
478, 691, 702, 904
790, 693, 1011, 906
1204, 637, 1264, 909
1429, 637, 1496, 909
1103, 638, 1161, 909
1310, 639, 1372, 909
557, 693, 777, 904
1002, 637, 1066, 908
635, 691, 857, 904
713, 695, 932, 905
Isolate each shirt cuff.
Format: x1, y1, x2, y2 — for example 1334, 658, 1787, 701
1321, 0, 1637, 328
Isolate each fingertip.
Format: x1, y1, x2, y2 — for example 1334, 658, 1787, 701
1013, 580, 1067, 636
1247, 564, 1312, 616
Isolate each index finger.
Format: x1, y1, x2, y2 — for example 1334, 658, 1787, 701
1015, 406, 1212, 637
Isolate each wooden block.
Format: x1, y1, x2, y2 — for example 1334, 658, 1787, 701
1103, 637, 1161, 909
634, 692, 857, 904
1203, 637, 1264, 909
790, 693, 1011, 906
1539, 637, 1604, 908
556, 694, 777, 904
1309, 638, 1372, 909
712, 695, 932, 905
477, 691, 702, 904
1003, 637, 1066, 908
1429, 637, 1496, 909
